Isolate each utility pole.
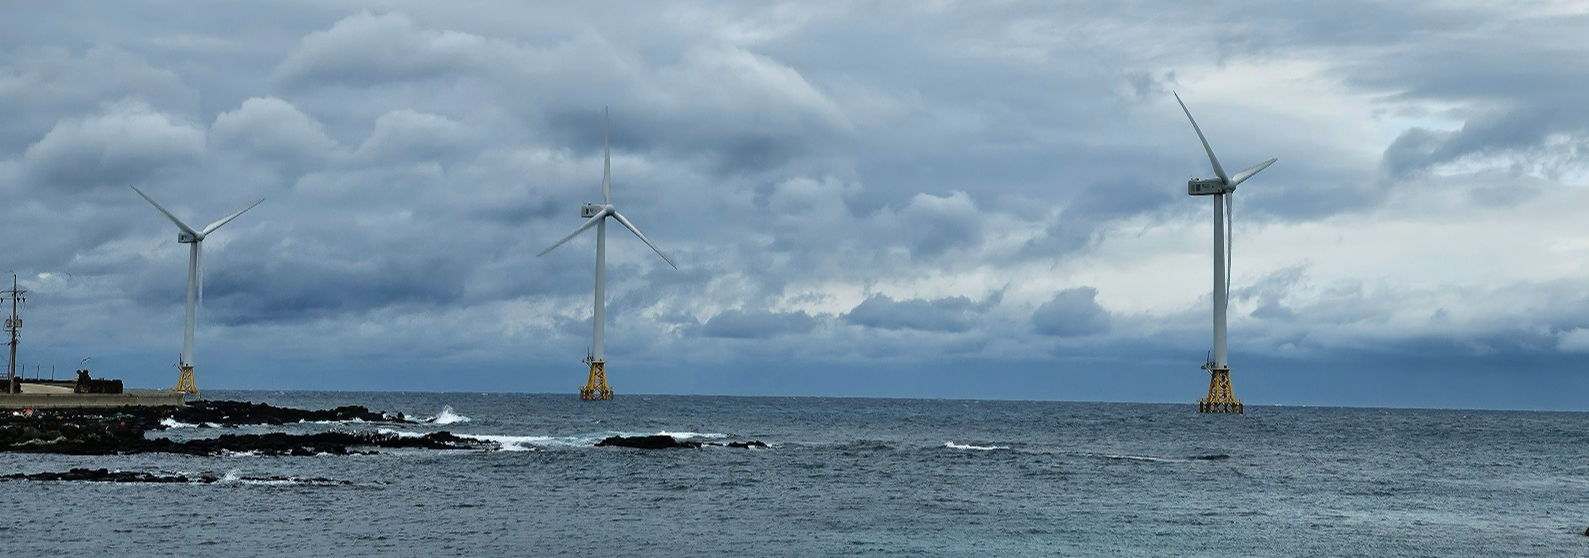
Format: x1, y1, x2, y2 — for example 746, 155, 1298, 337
3, 275, 24, 394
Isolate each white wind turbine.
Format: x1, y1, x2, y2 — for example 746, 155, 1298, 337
1175, 92, 1276, 414
132, 186, 264, 396
537, 108, 677, 400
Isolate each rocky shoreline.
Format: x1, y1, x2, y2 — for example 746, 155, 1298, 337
2, 401, 769, 458
1, 467, 349, 485
0, 400, 488, 456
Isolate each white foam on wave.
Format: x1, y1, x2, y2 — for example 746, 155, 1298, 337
376, 428, 426, 438
461, 434, 605, 451
945, 441, 1009, 451
426, 405, 471, 425
1097, 453, 1171, 463
160, 418, 199, 429
657, 431, 726, 440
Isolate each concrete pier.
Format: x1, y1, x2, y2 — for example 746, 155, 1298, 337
0, 388, 185, 409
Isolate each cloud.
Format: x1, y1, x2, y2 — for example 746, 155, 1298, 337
274, 11, 511, 87
210, 97, 341, 165
699, 308, 818, 339
1031, 287, 1108, 337
354, 109, 470, 163
22, 100, 205, 191
1557, 328, 1589, 354
845, 294, 984, 333
1381, 108, 1562, 178
889, 190, 983, 258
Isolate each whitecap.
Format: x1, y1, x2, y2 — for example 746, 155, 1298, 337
945, 441, 1009, 451
426, 405, 471, 425
376, 428, 426, 439
657, 431, 726, 440
1097, 453, 1171, 463
160, 418, 199, 429
460, 434, 603, 451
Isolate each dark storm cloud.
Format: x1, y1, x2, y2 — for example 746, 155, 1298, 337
0, 0, 1585, 405
200, 249, 469, 326
845, 294, 990, 333
699, 308, 818, 339
1031, 287, 1108, 337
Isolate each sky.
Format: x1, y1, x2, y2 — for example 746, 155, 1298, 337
3, 1, 1589, 409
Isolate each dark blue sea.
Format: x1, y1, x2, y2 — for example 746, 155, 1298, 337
3, 392, 1587, 556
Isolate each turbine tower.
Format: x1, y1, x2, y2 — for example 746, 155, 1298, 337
133, 187, 264, 397
537, 108, 677, 401
1175, 93, 1276, 414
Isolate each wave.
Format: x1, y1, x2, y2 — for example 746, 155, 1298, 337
657, 431, 726, 440
160, 418, 221, 429
160, 418, 197, 429
217, 469, 346, 486
945, 441, 1009, 451
1096, 453, 1173, 463
461, 434, 604, 451
425, 405, 471, 425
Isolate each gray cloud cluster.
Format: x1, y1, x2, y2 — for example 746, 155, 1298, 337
0, 1, 1584, 408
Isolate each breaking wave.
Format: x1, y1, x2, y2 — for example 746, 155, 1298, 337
160, 418, 197, 428
657, 431, 726, 440
945, 441, 1009, 451
426, 405, 471, 425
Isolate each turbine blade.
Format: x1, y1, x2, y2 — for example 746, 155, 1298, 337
196, 243, 204, 312
1224, 193, 1233, 307
610, 211, 677, 269
536, 211, 607, 257
1228, 158, 1277, 190
202, 198, 266, 235
1173, 92, 1229, 184
131, 186, 199, 236
602, 107, 611, 204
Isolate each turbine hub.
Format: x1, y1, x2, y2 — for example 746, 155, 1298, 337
178, 232, 201, 243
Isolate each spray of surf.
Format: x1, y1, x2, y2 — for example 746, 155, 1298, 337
426, 405, 471, 425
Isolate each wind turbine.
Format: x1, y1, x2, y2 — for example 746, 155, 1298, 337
132, 186, 264, 397
537, 108, 677, 401
1175, 92, 1276, 414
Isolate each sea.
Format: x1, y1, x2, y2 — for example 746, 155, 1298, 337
2, 391, 1587, 557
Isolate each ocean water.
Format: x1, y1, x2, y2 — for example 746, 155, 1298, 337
3, 392, 1588, 557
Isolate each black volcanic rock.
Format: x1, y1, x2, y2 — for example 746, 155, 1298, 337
596, 435, 702, 449
0, 468, 348, 484
0, 401, 482, 456
173, 400, 410, 426
594, 435, 771, 449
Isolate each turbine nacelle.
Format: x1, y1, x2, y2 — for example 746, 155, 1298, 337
580, 203, 609, 219
1188, 178, 1227, 196
178, 231, 201, 243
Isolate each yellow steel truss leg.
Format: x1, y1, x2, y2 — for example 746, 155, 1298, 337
174, 365, 200, 399
1197, 367, 1242, 414
580, 360, 612, 401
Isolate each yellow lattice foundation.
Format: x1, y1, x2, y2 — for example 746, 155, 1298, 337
1198, 367, 1242, 414
580, 360, 612, 401
174, 365, 199, 398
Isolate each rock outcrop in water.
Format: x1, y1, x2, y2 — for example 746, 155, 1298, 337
594, 435, 769, 449
597, 434, 702, 449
